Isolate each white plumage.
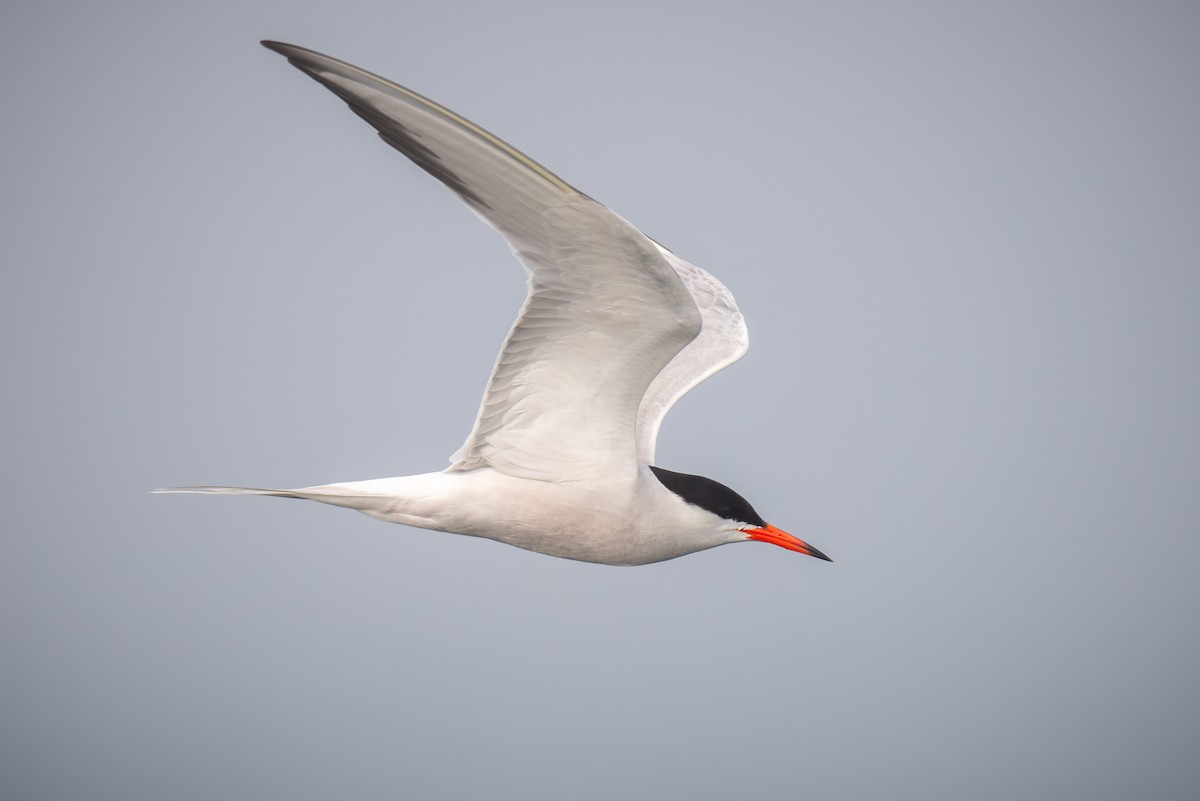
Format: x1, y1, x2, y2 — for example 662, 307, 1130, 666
155, 41, 830, 566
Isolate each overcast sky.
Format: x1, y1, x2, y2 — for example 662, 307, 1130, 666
3, 2, 1199, 800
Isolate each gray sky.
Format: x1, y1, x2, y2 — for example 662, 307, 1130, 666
3, 1, 1199, 799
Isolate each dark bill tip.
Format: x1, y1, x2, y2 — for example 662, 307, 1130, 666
805, 543, 833, 562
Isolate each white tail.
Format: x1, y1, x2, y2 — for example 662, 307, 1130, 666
153, 473, 459, 529
150, 483, 399, 515
151, 486, 304, 498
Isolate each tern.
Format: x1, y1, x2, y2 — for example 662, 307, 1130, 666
156, 41, 831, 566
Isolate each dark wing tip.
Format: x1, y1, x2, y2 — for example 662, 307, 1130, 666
260, 39, 296, 55
259, 39, 494, 211
260, 40, 322, 69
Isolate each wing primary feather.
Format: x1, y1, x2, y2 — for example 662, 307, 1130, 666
261, 40, 576, 195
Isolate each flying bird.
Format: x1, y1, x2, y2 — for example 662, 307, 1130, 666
156, 41, 831, 566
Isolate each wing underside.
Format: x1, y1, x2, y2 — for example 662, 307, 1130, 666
264, 42, 705, 480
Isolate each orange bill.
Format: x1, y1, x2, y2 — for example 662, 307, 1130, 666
746, 524, 832, 561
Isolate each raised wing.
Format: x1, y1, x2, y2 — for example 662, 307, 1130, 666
264, 42, 702, 481
636, 247, 749, 466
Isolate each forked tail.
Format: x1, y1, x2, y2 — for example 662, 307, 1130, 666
151, 486, 305, 498
150, 484, 399, 515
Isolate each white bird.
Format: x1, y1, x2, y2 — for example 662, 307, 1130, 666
156, 41, 831, 566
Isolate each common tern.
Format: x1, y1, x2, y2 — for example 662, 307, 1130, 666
156, 41, 831, 566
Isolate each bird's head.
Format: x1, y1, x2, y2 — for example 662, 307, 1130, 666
648, 466, 831, 561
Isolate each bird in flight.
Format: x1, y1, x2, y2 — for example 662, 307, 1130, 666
156, 41, 831, 566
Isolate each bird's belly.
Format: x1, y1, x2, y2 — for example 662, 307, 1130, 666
453, 483, 651, 564
348, 468, 710, 566
366, 469, 689, 566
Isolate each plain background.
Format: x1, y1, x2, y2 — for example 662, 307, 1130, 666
3, 1, 1198, 799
